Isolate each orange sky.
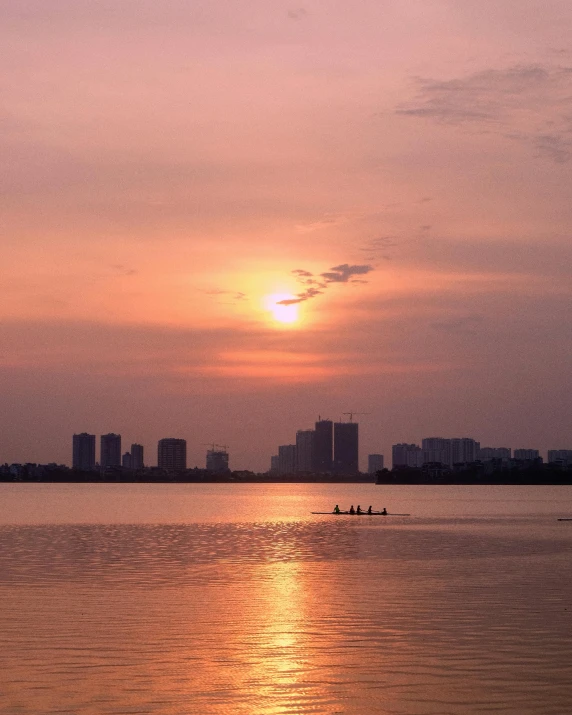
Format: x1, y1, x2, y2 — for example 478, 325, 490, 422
1, 0, 571, 469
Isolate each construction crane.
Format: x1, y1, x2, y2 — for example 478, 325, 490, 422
342, 412, 371, 423
202, 443, 229, 452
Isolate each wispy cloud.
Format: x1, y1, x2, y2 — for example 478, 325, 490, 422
287, 7, 307, 20
278, 263, 374, 305
396, 64, 572, 163
203, 289, 247, 304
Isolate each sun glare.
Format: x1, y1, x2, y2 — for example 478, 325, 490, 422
264, 293, 299, 324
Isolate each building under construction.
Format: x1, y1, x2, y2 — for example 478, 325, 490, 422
206, 447, 230, 473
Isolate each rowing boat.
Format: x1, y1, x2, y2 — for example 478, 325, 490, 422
311, 511, 410, 516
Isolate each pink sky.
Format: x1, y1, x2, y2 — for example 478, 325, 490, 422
1, 0, 571, 470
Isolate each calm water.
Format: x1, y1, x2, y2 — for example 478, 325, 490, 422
1, 483, 571, 714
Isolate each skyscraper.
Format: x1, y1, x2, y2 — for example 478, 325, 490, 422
72, 432, 96, 471
206, 448, 229, 472
392, 443, 422, 468
450, 438, 480, 464
277, 444, 296, 475
158, 438, 187, 471
334, 421, 359, 475
514, 449, 540, 461
368, 454, 384, 474
313, 419, 333, 473
548, 450, 572, 466
130, 443, 144, 469
296, 429, 314, 473
421, 437, 451, 466
100, 433, 122, 468
478, 447, 511, 461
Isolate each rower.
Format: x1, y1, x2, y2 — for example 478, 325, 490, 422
349, 505, 355, 514
357, 505, 362, 514
367, 505, 372, 514
381, 507, 387, 515
334, 504, 340, 514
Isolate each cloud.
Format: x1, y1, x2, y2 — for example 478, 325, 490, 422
276, 287, 323, 306
277, 263, 374, 305
431, 314, 484, 334
396, 64, 572, 163
287, 7, 307, 20
112, 264, 138, 276
320, 263, 374, 283
203, 289, 247, 304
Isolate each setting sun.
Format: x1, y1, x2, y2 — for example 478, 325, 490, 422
263, 293, 299, 325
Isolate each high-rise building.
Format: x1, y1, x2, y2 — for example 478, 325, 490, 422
422, 438, 451, 466
450, 438, 480, 464
296, 430, 314, 473
158, 438, 187, 471
270, 455, 279, 473
547, 449, 572, 466
72, 432, 96, 471
514, 449, 540, 461
478, 447, 511, 461
100, 433, 121, 468
130, 443, 144, 469
206, 449, 229, 472
392, 443, 423, 468
278, 444, 296, 475
122, 452, 132, 469
368, 454, 384, 474
313, 419, 333, 473
334, 422, 359, 475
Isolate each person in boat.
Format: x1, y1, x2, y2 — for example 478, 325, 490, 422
367, 505, 373, 514
349, 505, 355, 514
381, 507, 387, 515
334, 504, 340, 514
356, 505, 363, 514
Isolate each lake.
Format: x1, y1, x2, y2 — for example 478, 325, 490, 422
1, 483, 571, 714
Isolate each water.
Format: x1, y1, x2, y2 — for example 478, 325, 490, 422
1, 483, 571, 714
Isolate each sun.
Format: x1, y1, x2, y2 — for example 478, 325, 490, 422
263, 293, 299, 324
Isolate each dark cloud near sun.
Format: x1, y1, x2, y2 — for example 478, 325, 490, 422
320, 263, 374, 283
277, 263, 374, 305
396, 63, 572, 163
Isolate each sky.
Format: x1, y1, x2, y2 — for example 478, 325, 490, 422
1, 0, 571, 470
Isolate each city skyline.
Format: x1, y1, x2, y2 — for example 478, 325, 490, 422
1, 1, 571, 472
26, 426, 572, 472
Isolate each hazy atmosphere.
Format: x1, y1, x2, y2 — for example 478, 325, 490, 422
2, 0, 571, 470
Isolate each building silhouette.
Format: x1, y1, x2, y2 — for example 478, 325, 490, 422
421, 437, 480, 467
122, 452, 132, 469
206, 448, 229, 473
421, 437, 451, 466
158, 438, 187, 471
450, 438, 480, 464
334, 422, 359, 475
514, 449, 540, 461
130, 443, 144, 469
296, 429, 314, 473
313, 419, 333, 473
278, 444, 296, 475
548, 450, 572, 466
100, 433, 121, 468
478, 447, 511, 461
72, 433, 96, 471
312, 419, 334, 474
368, 454, 384, 474
392, 443, 422, 468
